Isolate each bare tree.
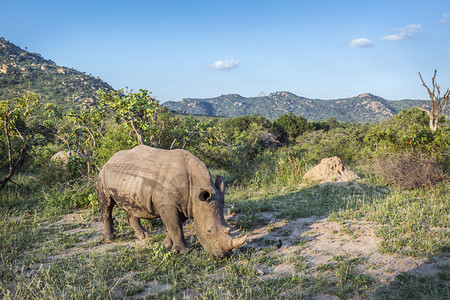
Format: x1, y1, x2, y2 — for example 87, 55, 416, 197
417, 69, 449, 132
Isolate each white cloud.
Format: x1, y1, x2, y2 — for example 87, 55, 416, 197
349, 38, 373, 48
381, 23, 423, 41
405, 23, 423, 32
440, 13, 450, 23
209, 59, 239, 70
381, 32, 409, 41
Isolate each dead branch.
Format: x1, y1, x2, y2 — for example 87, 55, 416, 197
417, 70, 450, 131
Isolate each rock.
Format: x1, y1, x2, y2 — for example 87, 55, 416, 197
51, 150, 71, 164
302, 157, 360, 184
1, 64, 8, 74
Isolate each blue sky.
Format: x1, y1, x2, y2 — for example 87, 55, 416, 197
1, 0, 450, 101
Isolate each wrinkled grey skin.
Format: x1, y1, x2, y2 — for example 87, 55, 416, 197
96, 145, 246, 258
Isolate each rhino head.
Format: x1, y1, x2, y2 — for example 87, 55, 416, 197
193, 176, 246, 258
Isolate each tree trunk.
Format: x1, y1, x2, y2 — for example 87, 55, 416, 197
430, 115, 438, 132
0, 145, 27, 190
130, 119, 144, 145
3, 116, 13, 172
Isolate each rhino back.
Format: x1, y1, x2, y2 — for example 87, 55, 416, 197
101, 146, 213, 218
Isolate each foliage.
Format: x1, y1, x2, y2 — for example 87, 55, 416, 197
297, 126, 368, 165
98, 88, 160, 145
364, 108, 450, 172
93, 123, 137, 167
0, 94, 40, 188
364, 108, 448, 154
272, 113, 308, 144
171, 116, 221, 150
0, 38, 113, 109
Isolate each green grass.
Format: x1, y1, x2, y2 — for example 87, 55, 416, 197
331, 183, 450, 257
0, 170, 448, 299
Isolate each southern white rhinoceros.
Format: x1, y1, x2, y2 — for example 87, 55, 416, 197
96, 145, 246, 258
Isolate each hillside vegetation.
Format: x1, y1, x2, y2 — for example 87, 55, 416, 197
0, 38, 113, 109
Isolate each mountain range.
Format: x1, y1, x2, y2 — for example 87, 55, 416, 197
163, 92, 445, 123
1, 38, 446, 122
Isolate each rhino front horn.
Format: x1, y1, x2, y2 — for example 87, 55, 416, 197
230, 235, 247, 250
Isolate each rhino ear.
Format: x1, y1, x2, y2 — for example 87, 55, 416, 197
199, 190, 211, 202
215, 176, 225, 195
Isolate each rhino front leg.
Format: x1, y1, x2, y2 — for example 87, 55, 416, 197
127, 213, 149, 240
159, 206, 187, 253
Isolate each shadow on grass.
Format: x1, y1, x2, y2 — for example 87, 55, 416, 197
374, 257, 449, 299
228, 181, 387, 229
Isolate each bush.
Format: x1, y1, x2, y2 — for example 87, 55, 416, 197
373, 152, 446, 189
272, 113, 308, 144
297, 126, 368, 165
94, 125, 137, 167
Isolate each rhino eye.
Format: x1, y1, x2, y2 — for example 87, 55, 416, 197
199, 190, 211, 202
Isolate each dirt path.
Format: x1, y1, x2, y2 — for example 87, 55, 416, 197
242, 212, 447, 283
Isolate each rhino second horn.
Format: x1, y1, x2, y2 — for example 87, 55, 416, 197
230, 235, 247, 250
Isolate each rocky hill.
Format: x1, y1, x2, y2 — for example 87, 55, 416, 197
163, 91, 445, 122
0, 38, 113, 109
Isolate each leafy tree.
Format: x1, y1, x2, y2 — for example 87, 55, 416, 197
94, 123, 138, 167
98, 88, 159, 146
364, 107, 449, 159
66, 107, 106, 176
222, 115, 271, 136
392, 107, 429, 129
272, 113, 308, 144
43, 103, 76, 154
325, 117, 341, 130
169, 116, 219, 150
0, 94, 39, 189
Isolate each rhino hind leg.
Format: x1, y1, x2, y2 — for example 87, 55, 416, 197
98, 187, 115, 241
159, 206, 187, 253
127, 213, 149, 240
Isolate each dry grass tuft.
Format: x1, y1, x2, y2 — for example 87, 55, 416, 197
373, 152, 446, 189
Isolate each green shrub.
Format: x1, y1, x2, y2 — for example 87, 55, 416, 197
272, 113, 308, 144
94, 125, 137, 167
297, 126, 368, 165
